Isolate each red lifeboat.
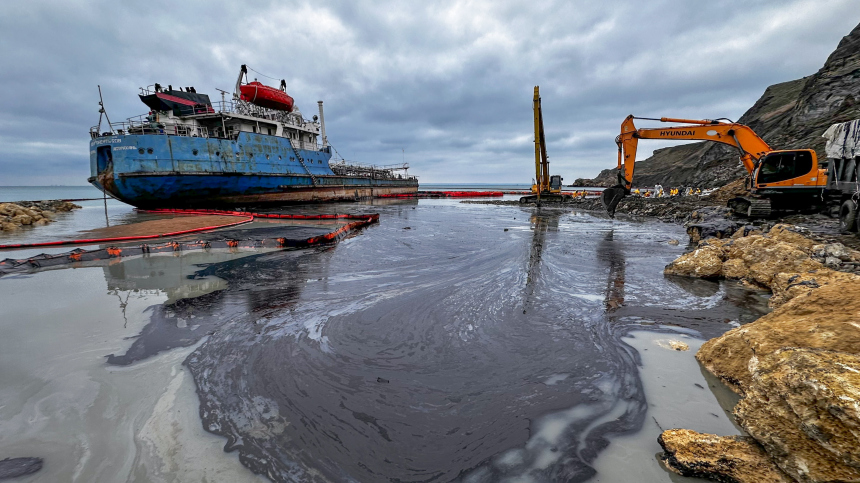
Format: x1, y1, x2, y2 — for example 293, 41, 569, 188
239, 81, 295, 112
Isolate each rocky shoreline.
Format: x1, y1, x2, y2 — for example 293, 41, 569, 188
0, 200, 81, 232
661, 223, 860, 482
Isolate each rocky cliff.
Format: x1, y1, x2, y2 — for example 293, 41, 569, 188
578, 21, 860, 189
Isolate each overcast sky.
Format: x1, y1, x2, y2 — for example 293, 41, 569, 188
1, 1, 858, 185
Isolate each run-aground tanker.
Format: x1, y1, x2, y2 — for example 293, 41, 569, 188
88, 65, 418, 208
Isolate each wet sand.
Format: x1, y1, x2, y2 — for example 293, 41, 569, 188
81, 214, 248, 239
0, 198, 769, 482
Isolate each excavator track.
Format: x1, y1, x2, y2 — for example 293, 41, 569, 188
519, 194, 571, 204
727, 196, 772, 218
746, 198, 772, 218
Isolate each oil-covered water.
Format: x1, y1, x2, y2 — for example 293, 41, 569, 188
0, 198, 769, 482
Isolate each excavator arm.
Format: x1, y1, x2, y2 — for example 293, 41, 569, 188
615, 115, 771, 189
603, 115, 774, 216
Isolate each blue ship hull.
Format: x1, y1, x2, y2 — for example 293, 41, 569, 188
88, 132, 417, 208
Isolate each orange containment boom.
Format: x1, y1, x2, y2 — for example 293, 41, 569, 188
0, 209, 380, 277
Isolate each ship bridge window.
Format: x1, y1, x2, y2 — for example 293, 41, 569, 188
138, 148, 145, 154
147, 148, 153, 154
192, 149, 199, 155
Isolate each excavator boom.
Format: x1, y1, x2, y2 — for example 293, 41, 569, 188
521, 86, 567, 204
533, 86, 552, 196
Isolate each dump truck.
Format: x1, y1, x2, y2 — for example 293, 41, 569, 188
822, 119, 860, 232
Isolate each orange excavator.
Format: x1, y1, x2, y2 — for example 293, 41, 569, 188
601, 115, 828, 218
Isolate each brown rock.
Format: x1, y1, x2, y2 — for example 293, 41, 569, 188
0, 222, 17, 231
664, 245, 725, 278
658, 429, 792, 483
10, 214, 33, 226
726, 235, 822, 287
767, 224, 817, 251
722, 258, 749, 279
696, 282, 860, 396
770, 269, 860, 307
54, 201, 80, 212
735, 349, 860, 482
0, 203, 21, 216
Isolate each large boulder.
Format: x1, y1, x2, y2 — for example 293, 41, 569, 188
735, 348, 860, 482
697, 282, 860, 396
770, 269, 860, 307
663, 244, 725, 278
658, 429, 792, 482
10, 214, 33, 226
0, 203, 21, 216
723, 234, 822, 287
767, 224, 817, 251
685, 206, 740, 243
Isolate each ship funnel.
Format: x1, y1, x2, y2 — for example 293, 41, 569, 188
317, 100, 328, 147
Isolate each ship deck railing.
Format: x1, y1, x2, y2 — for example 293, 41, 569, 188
91, 99, 317, 140
330, 161, 417, 181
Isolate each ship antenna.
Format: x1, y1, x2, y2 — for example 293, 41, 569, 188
96, 85, 115, 135
215, 88, 229, 110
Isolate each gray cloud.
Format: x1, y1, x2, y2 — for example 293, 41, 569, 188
1, 0, 857, 185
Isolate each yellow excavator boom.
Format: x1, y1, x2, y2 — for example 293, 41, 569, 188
532, 86, 552, 196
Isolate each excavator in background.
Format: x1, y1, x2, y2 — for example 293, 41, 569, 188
520, 86, 570, 204
601, 115, 827, 218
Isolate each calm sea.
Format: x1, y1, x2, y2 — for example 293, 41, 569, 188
0, 186, 105, 202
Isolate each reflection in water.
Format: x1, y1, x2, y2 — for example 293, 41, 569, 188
523, 209, 560, 312
597, 230, 626, 312
104, 249, 315, 366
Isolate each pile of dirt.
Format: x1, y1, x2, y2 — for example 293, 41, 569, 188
704, 177, 748, 203
659, 224, 860, 482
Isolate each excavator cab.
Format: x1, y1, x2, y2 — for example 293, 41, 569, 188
753, 150, 817, 187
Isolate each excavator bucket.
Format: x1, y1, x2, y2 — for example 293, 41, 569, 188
602, 185, 627, 218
